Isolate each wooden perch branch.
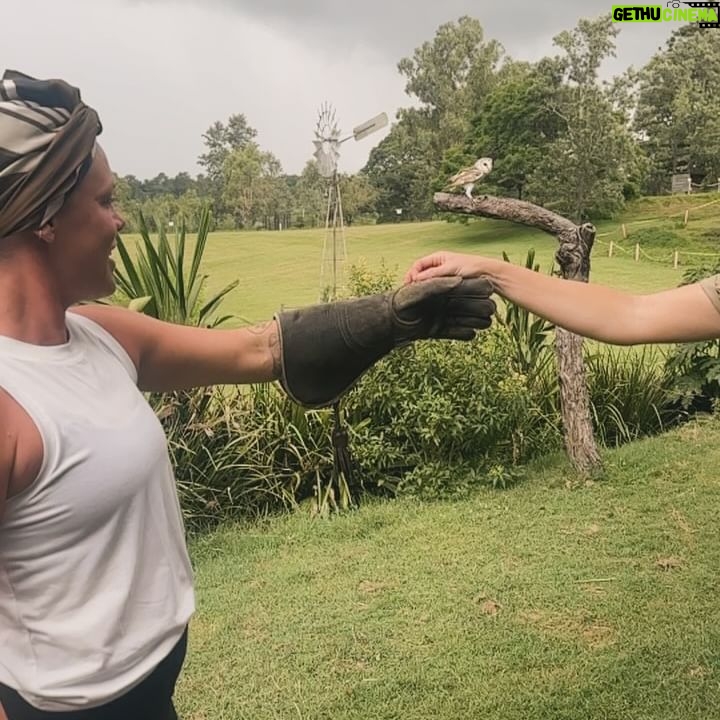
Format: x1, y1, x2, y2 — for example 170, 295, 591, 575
434, 192, 575, 235
434, 192, 597, 280
433, 191, 602, 476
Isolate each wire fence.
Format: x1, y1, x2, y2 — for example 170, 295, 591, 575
593, 196, 720, 267
691, 180, 720, 191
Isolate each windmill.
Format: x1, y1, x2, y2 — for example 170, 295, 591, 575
313, 103, 388, 300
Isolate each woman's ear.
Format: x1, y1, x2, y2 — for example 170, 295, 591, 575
34, 222, 55, 244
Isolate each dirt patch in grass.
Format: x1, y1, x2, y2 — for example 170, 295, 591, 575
518, 608, 616, 648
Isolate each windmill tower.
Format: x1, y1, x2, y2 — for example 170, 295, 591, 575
313, 103, 388, 301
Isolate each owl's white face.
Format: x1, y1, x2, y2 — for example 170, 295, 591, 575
474, 158, 493, 172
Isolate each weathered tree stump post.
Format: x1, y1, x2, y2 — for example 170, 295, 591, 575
433, 192, 602, 476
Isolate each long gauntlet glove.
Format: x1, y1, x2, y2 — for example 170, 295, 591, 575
275, 277, 495, 408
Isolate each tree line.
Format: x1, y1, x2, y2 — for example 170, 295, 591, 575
116, 16, 720, 232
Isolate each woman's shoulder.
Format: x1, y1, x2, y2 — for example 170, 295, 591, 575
698, 274, 720, 315
69, 304, 143, 374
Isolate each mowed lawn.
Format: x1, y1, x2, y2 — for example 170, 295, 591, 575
119, 205, 720, 718
176, 418, 720, 720
117, 217, 687, 324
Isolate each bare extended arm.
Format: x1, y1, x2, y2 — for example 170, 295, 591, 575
71, 305, 280, 392
405, 252, 720, 345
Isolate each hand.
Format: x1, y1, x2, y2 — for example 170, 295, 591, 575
403, 251, 484, 284
392, 277, 495, 341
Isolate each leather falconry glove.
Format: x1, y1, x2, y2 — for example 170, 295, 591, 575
275, 277, 495, 408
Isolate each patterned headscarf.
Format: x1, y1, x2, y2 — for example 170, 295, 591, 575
0, 69, 102, 239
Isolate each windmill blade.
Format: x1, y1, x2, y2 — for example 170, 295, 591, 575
352, 112, 388, 142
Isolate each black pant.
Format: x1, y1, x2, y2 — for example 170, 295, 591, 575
0, 628, 187, 720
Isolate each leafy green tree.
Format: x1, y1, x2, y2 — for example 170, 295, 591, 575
258, 174, 294, 231
198, 114, 257, 181
363, 119, 436, 221
365, 16, 503, 221
462, 58, 565, 199
170, 172, 195, 197
114, 178, 143, 232
293, 160, 326, 228
635, 24, 720, 192
398, 16, 503, 158
221, 143, 282, 229
142, 172, 171, 197
131, 191, 206, 233
199, 114, 258, 215
338, 173, 377, 224
526, 15, 640, 221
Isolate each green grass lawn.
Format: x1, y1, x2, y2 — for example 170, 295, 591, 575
118, 198, 720, 717
112, 193, 720, 325
116, 193, 720, 323
119, 218, 690, 325
177, 417, 720, 719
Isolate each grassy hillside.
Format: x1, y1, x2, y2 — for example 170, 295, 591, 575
117, 192, 720, 323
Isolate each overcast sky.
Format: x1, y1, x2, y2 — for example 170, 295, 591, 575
4, 0, 674, 179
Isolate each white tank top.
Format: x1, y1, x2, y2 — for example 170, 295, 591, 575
0, 312, 195, 711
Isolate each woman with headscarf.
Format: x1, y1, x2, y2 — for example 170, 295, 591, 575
0, 71, 495, 719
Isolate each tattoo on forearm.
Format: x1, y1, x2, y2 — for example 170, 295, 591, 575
247, 320, 274, 336
245, 321, 282, 379
268, 326, 281, 379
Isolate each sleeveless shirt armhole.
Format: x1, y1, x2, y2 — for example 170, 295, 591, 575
699, 275, 720, 316
66, 312, 139, 384
0, 384, 52, 504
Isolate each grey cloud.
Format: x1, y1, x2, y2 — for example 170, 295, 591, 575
6, 0, 677, 179
127, 0, 662, 60
126, 0, 673, 81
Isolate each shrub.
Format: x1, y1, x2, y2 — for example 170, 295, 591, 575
155, 384, 342, 529
345, 325, 562, 498
129, 247, 690, 524
664, 263, 720, 412
585, 347, 679, 447
154, 387, 292, 529
340, 255, 561, 500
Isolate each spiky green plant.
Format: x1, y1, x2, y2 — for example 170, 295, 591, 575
500, 249, 555, 377
586, 347, 679, 447
114, 206, 238, 327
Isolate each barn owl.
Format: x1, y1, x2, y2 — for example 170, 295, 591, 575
447, 157, 493, 199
